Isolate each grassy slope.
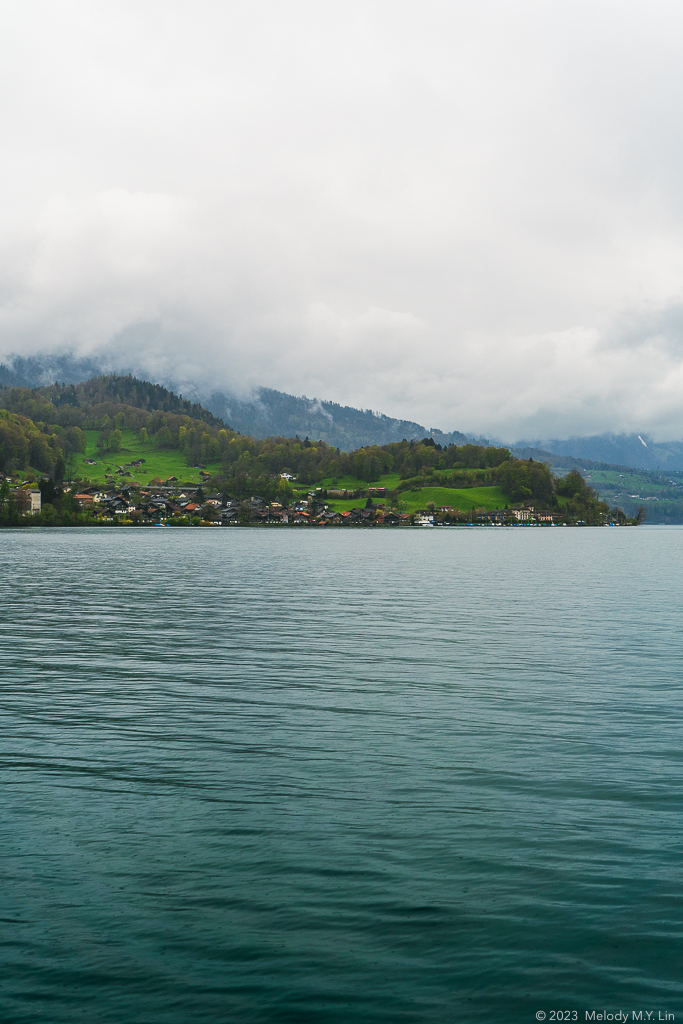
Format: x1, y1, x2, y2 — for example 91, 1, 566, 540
584, 467, 683, 493
71, 430, 222, 487
323, 484, 507, 513
581, 467, 683, 522
71, 442, 507, 510
392, 485, 508, 513
308, 470, 489, 493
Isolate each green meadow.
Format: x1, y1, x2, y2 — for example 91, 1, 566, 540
322, 483, 508, 513
395, 485, 508, 513
71, 430, 222, 487
71, 438, 508, 511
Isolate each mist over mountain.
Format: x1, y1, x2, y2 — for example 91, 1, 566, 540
204, 388, 477, 451
0, 353, 475, 450
6, 351, 683, 468
513, 434, 683, 472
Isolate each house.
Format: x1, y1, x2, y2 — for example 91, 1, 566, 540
102, 496, 130, 513
510, 507, 533, 521
482, 509, 510, 525
12, 489, 42, 514
73, 493, 94, 507
280, 473, 296, 480
535, 510, 560, 523
414, 512, 435, 526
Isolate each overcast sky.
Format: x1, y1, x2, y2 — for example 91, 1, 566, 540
3, 1, 683, 439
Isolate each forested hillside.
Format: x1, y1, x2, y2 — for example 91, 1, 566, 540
0, 409, 66, 477
0, 374, 624, 524
206, 386, 473, 449
0, 355, 476, 449
6, 376, 225, 427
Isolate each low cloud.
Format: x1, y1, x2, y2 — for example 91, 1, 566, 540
3, 1, 683, 439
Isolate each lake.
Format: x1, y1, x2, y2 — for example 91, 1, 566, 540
1, 526, 681, 1023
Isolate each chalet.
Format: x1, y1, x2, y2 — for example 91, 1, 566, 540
107, 499, 131, 514
382, 511, 407, 525
482, 509, 511, 525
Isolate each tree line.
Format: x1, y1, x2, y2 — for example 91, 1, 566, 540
0, 375, 639, 524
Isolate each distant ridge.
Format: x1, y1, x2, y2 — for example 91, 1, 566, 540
514, 434, 683, 471
0, 354, 479, 451
5, 352, 683, 466
510, 447, 635, 473
203, 387, 476, 451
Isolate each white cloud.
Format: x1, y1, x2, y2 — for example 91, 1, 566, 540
3, 0, 683, 437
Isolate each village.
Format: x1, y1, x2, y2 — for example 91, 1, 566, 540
5, 473, 566, 526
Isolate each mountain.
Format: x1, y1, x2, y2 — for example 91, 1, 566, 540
35, 375, 225, 428
514, 434, 683, 471
0, 354, 477, 450
203, 387, 474, 450
0, 353, 105, 389
5, 352, 683, 465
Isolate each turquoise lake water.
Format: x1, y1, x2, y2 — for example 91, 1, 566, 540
1, 526, 682, 1023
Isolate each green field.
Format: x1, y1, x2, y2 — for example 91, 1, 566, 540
324, 485, 508, 513
312, 472, 403, 492
70, 430, 222, 487
70, 442, 508, 512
